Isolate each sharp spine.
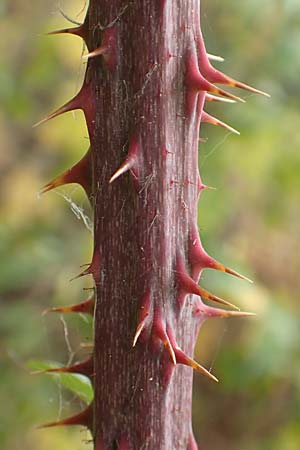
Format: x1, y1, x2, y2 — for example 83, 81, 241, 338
43, 296, 95, 316
207, 53, 224, 62
38, 403, 93, 430
201, 111, 240, 135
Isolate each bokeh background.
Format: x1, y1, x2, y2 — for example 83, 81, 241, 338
1, 0, 299, 449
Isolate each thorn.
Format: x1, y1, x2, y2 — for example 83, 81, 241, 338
84, 46, 106, 59
109, 136, 139, 184
207, 53, 224, 62
176, 255, 239, 310
194, 302, 256, 319
40, 148, 92, 197
84, 27, 117, 71
188, 228, 253, 283
175, 347, 218, 382
109, 159, 135, 184
201, 111, 240, 135
198, 285, 239, 310
47, 23, 87, 41
133, 322, 145, 347
38, 403, 93, 430
33, 81, 92, 128
201, 184, 217, 191
166, 325, 218, 382
152, 310, 176, 365
212, 261, 253, 284
197, 40, 270, 98
185, 51, 245, 104
43, 296, 95, 316
32, 357, 94, 378
133, 291, 152, 346
205, 93, 236, 103
71, 247, 101, 284
218, 73, 271, 98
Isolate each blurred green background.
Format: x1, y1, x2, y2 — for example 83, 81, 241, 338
0, 1, 299, 449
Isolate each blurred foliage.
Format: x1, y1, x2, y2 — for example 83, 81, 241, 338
0, 0, 299, 449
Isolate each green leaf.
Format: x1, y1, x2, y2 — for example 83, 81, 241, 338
27, 359, 93, 404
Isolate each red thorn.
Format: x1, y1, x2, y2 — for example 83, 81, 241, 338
175, 347, 218, 382
197, 35, 270, 98
188, 229, 253, 283
208, 69, 270, 98
47, 23, 87, 42
167, 325, 218, 382
110, 136, 139, 184
205, 93, 236, 103
43, 296, 95, 316
38, 403, 93, 430
40, 148, 92, 197
194, 300, 256, 319
187, 432, 199, 450
33, 81, 93, 128
72, 247, 101, 285
201, 111, 240, 135
133, 291, 151, 347
176, 255, 239, 310
85, 27, 117, 71
185, 50, 245, 111
201, 184, 217, 192
152, 309, 176, 365
34, 357, 94, 378
197, 177, 216, 196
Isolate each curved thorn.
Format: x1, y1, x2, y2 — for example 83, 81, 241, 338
110, 136, 139, 183
198, 286, 240, 311
194, 303, 256, 319
176, 256, 239, 310
202, 111, 240, 135
153, 310, 176, 365
196, 35, 270, 98
109, 159, 135, 184
201, 78, 245, 103
164, 336, 177, 366
213, 261, 253, 284
222, 74, 271, 98
205, 93, 236, 103
133, 290, 151, 347
32, 357, 94, 378
46, 24, 85, 39
133, 321, 145, 347
40, 149, 92, 196
42, 296, 95, 316
33, 96, 82, 128
38, 404, 93, 430
84, 45, 106, 59
185, 51, 245, 104
174, 347, 218, 382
